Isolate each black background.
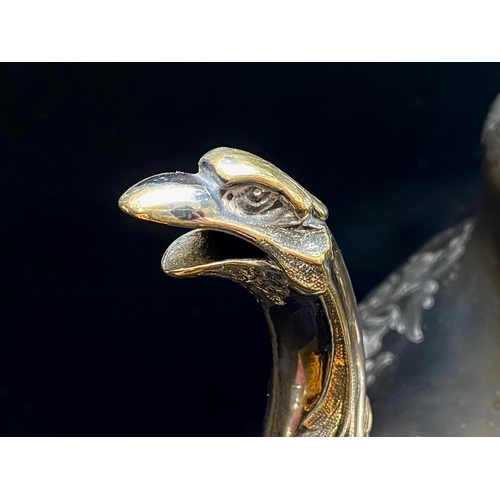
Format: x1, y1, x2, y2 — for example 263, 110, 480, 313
2, 63, 499, 436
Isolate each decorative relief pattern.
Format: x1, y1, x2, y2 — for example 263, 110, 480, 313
199, 260, 291, 307
360, 219, 475, 386
259, 241, 328, 294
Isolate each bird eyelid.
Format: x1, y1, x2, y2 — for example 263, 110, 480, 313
222, 183, 290, 214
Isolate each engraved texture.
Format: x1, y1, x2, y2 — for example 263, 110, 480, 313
199, 261, 291, 307
300, 290, 349, 436
120, 146, 369, 436
360, 219, 475, 386
259, 242, 328, 294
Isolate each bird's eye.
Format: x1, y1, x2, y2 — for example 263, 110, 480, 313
247, 187, 265, 203
224, 184, 281, 215
243, 186, 274, 207
223, 184, 303, 226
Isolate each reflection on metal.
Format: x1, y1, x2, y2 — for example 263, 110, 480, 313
120, 93, 500, 436
367, 94, 500, 437
120, 147, 371, 436
361, 219, 475, 387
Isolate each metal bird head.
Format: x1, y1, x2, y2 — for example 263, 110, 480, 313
119, 147, 369, 437
119, 147, 333, 299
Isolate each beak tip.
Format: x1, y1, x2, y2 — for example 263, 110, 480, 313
118, 192, 132, 215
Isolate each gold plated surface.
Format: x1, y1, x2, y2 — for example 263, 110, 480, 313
119, 147, 371, 436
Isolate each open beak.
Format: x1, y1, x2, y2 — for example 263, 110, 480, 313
119, 171, 267, 277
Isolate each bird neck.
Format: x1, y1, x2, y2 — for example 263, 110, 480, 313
262, 250, 369, 437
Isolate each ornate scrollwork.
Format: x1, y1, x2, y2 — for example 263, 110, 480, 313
360, 219, 476, 386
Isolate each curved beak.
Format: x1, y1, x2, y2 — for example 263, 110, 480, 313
119, 170, 268, 277
118, 172, 220, 228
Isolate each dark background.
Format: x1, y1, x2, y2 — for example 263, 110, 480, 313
1, 63, 499, 436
